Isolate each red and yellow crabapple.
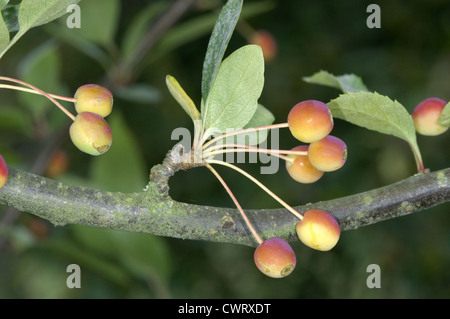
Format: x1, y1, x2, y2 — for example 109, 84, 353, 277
250, 30, 278, 63
287, 100, 334, 143
254, 237, 296, 278
74, 84, 113, 118
412, 97, 448, 136
286, 145, 324, 183
69, 112, 113, 156
296, 209, 341, 251
45, 150, 69, 178
308, 135, 347, 172
0, 154, 8, 189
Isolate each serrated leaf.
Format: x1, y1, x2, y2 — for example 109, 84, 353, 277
233, 104, 275, 145
201, 0, 243, 102
166, 75, 200, 121
438, 101, 450, 127
328, 91, 422, 167
328, 91, 415, 140
303, 70, 369, 93
202, 45, 264, 136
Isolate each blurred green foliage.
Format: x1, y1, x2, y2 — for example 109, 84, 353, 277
0, 0, 449, 298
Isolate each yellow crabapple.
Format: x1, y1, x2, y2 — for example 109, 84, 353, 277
296, 209, 341, 251
69, 112, 113, 156
74, 84, 113, 118
308, 135, 347, 172
286, 145, 324, 183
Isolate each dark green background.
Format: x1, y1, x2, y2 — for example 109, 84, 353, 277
0, 0, 449, 298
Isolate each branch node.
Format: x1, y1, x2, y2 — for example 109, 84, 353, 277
221, 213, 235, 229
149, 144, 205, 197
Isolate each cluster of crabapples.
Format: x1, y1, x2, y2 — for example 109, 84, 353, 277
0, 83, 114, 193
254, 100, 345, 279
286, 100, 347, 183
70, 84, 114, 155
253, 96, 449, 279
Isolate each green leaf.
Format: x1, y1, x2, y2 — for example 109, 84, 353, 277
30, 1, 81, 28
0, 5, 9, 51
166, 75, 200, 121
328, 91, 422, 165
0, 0, 81, 60
202, 45, 265, 136
0, 1, 9, 9
438, 101, 450, 127
233, 104, 275, 145
201, 0, 243, 102
1, 4, 19, 33
71, 0, 120, 46
303, 70, 369, 93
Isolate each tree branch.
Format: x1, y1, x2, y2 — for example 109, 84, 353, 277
0, 148, 449, 247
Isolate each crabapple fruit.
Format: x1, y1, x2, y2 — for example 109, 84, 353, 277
308, 135, 347, 172
0, 154, 8, 189
286, 145, 324, 183
69, 112, 113, 156
45, 150, 69, 178
254, 237, 296, 278
296, 209, 341, 251
412, 97, 448, 136
74, 84, 113, 118
250, 30, 278, 63
287, 100, 334, 143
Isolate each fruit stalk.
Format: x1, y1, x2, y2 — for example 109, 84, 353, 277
202, 122, 289, 150
0, 76, 76, 121
207, 159, 303, 220
205, 162, 263, 244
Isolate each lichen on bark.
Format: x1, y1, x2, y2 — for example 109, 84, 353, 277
0, 145, 449, 247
